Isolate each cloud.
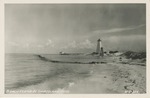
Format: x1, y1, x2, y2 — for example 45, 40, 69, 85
94, 24, 145, 34
61, 41, 77, 49
46, 39, 54, 47
61, 39, 94, 49
46, 39, 52, 45
68, 41, 77, 48
79, 39, 94, 49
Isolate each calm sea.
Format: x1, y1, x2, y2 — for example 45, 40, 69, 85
5, 53, 104, 92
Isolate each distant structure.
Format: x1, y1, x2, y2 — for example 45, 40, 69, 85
96, 39, 101, 54
96, 39, 104, 56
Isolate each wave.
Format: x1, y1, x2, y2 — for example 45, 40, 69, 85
9, 54, 105, 89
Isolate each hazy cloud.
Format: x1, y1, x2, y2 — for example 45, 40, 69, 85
68, 41, 77, 48
94, 24, 145, 34
62, 39, 94, 49
46, 39, 55, 47
79, 39, 94, 49
46, 39, 52, 45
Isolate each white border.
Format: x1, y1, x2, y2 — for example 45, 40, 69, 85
0, 0, 150, 98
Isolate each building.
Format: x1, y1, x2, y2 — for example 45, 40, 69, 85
96, 39, 104, 56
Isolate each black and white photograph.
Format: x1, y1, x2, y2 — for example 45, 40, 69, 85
4, 3, 147, 94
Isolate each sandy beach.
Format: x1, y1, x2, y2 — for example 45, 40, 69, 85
7, 54, 145, 94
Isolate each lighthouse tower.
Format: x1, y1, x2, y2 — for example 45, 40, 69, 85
96, 39, 101, 54
96, 39, 103, 56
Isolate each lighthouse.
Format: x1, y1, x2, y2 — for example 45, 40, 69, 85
96, 39, 104, 56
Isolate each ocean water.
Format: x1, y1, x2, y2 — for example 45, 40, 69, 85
5, 53, 104, 93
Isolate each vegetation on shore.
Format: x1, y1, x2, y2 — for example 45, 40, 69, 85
122, 51, 146, 60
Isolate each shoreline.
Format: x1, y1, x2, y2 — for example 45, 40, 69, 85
5, 54, 146, 94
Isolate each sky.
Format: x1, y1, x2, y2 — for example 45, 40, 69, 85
5, 4, 146, 54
